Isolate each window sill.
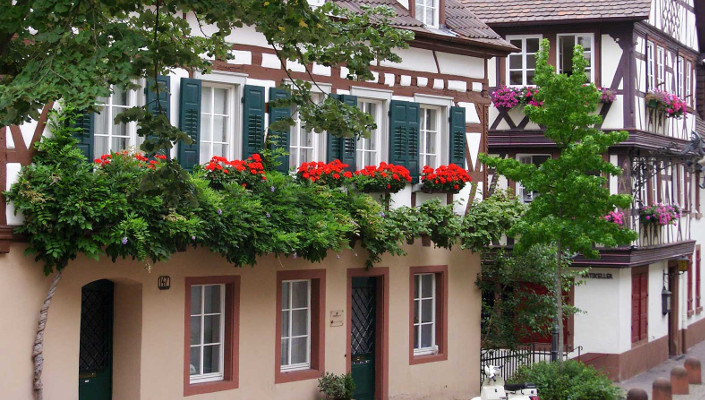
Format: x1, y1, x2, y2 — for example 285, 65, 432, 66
275, 367, 323, 384
696, 306, 703, 315
688, 310, 695, 318
409, 352, 447, 365
184, 378, 238, 396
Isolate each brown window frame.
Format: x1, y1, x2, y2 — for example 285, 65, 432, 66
409, 265, 448, 365
183, 276, 240, 396
275, 269, 326, 383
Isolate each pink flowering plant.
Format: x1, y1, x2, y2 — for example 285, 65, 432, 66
645, 89, 687, 118
598, 87, 616, 104
491, 86, 543, 110
640, 202, 680, 226
604, 210, 626, 227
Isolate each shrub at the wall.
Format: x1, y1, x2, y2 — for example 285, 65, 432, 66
510, 361, 623, 400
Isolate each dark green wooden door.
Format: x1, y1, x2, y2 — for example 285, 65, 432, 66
351, 277, 377, 400
79, 280, 114, 400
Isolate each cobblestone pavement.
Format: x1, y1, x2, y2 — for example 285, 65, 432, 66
617, 340, 705, 399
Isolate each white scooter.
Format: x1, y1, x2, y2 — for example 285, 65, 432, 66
470, 365, 540, 400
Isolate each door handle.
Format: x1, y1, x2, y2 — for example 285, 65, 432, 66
79, 371, 97, 379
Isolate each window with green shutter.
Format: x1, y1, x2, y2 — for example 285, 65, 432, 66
242, 85, 265, 159
448, 106, 466, 167
389, 100, 420, 183
178, 78, 202, 171
268, 87, 291, 173
326, 94, 357, 171
145, 76, 171, 117
73, 113, 94, 161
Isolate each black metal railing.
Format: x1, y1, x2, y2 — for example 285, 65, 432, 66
480, 344, 583, 383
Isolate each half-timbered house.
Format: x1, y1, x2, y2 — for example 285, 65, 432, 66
466, 0, 705, 381
0, 1, 513, 399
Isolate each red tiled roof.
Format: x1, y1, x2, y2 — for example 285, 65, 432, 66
334, 0, 516, 52
460, 0, 652, 25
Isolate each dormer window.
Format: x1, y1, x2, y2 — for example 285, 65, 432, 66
415, 0, 439, 28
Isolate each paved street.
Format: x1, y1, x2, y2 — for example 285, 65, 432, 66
618, 341, 705, 399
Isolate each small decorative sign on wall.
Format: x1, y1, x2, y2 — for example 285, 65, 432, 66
330, 310, 344, 327
585, 272, 613, 279
158, 275, 171, 290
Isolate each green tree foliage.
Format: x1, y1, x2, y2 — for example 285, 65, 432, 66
510, 361, 623, 400
480, 40, 637, 355
0, 0, 412, 139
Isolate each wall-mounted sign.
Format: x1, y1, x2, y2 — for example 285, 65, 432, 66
330, 310, 344, 327
585, 272, 613, 279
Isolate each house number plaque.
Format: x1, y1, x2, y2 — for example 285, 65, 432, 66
330, 310, 344, 327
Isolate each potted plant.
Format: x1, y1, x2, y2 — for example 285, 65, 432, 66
420, 163, 472, 194
318, 372, 355, 400
645, 89, 687, 118
598, 87, 616, 104
296, 159, 353, 188
203, 153, 267, 189
640, 202, 680, 226
353, 162, 411, 210
490, 86, 543, 110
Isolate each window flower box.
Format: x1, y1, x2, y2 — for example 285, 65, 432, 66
296, 159, 352, 188
353, 162, 411, 194
639, 202, 680, 226
204, 154, 267, 189
490, 86, 542, 110
420, 164, 471, 194
598, 87, 616, 104
645, 90, 687, 119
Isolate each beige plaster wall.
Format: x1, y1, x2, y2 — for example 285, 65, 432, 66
0, 241, 480, 400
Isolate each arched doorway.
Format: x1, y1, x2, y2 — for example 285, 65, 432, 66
78, 279, 114, 400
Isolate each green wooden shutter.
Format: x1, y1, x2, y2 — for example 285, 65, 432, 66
268, 87, 291, 173
449, 106, 466, 167
73, 112, 94, 160
406, 102, 420, 183
178, 78, 202, 170
326, 94, 357, 171
242, 85, 265, 159
146, 75, 171, 117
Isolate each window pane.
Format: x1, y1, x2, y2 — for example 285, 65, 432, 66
95, 111, 109, 136
414, 275, 420, 298
204, 315, 221, 344
414, 299, 420, 323
191, 286, 202, 315
201, 115, 212, 142
292, 281, 309, 308
526, 71, 536, 86
425, 8, 433, 26
509, 71, 523, 86
292, 309, 308, 336
189, 347, 201, 375
426, 132, 436, 154
204, 285, 221, 314
113, 87, 128, 105
426, 110, 436, 131
281, 338, 290, 366
282, 282, 290, 310
414, 326, 419, 348
422, 299, 434, 323
578, 35, 592, 51
526, 38, 540, 53
421, 324, 433, 348
214, 116, 226, 143
200, 146, 211, 165
202, 87, 212, 113
526, 54, 536, 69
213, 143, 225, 158
422, 274, 433, 297
190, 316, 202, 345
510, 39, 522, 49
111, 136, 129, 152
509, 55, 522, 69
203, 344, 220, 374
281, 310, 290, 337
95, 136, 109, 156
214, 88, 228, 114
291, 337, 308, 365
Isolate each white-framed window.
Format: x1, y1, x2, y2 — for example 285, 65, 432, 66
419, 106, 441, 169
687, 60, 693, 106
507, 36, 542, 86
657, 47, 665, 89
517, 155, 550, 203
189, 284, 226, 383
415, 0, 439, 28
200, 85, 233, 162
280, 280, 311, 372
290, 116, 317, 169
557, 34, 594, 81
678, 56, 685, 97
94, 86, 140, 156
413, 273, 436, 355
646, 41, 655, 91
357, 100, 382, 169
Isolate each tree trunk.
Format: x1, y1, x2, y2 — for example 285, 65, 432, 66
33, 271, 62, 400
555, 241, 564, 361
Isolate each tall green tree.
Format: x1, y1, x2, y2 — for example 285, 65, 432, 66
481, 40, 637, 358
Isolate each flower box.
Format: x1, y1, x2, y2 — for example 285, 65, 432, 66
296, 159, 352, 188
598, 87, 616, 104
420, 164, 471, 194
490, 86, 542, 110
645, 90, 687, 119
639, 203, 680, 226
353, 162, 411, 193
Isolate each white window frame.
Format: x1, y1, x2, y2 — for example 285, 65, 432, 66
517, 154, 550, 204
506, 35, 543, 87
556, 33, 595, 82
290, 94, 324, 169
413, 273, 436, 356
686, 60, 693, 106
646, 41, 655, 91
94, 86, 141, 158
280, 280, 312, 372
677, 56, 685, 97
415, 0, 439, 29
189, 284, 226, 384
357, 100, 382, 169
419, 106, 442, 170
200, 83, 237, 162
657, 46, 665, 89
